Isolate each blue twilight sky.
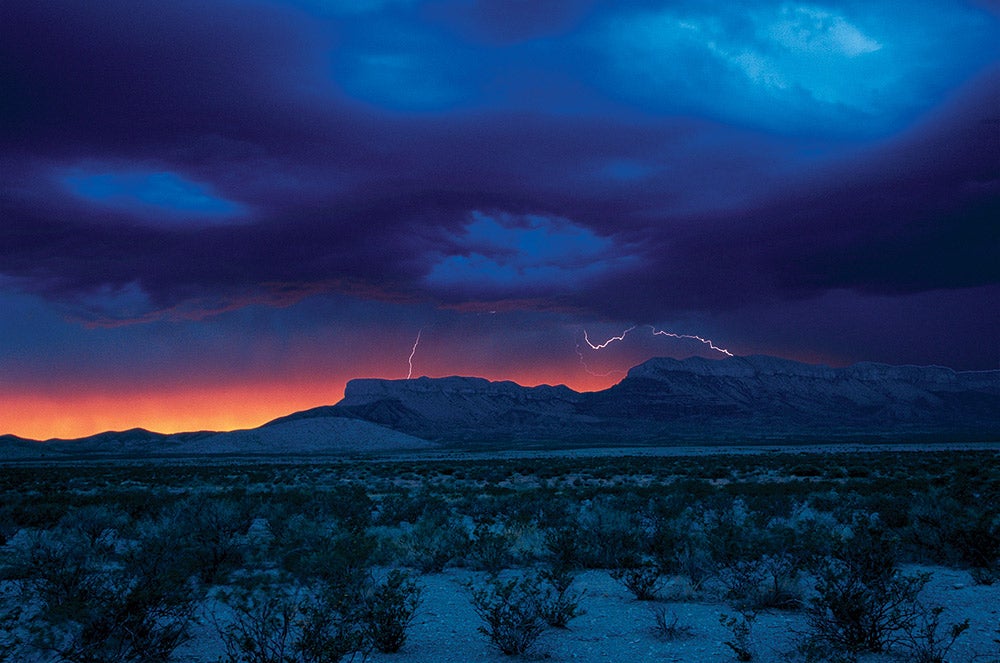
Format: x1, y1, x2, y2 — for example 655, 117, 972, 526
1, 0, 998, 438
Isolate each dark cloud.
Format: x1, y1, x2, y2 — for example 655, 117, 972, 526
0, 0, 998, 419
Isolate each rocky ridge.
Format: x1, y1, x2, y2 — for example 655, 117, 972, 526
3, 355, 998, 457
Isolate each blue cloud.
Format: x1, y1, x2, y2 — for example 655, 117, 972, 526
424, 211, 640, 296
587, 1, 1000, 135
330, 21, 479, 111
61, 168, 244, 222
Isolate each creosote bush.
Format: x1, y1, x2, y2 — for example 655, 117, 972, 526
2, 451, 1000, 662
720, 608, 757, 662
611, 562, 665, 601
899, 606, 969, 663
805, 514, 929, 656
4, 521, 200, 663
469, 574, 547, 656
469, 521, 516, 575
216, 584, 368, 663
650, 607, 693, 641
365, 571, 422, 654
536, 567, 585, 629
404, 513, 469, 574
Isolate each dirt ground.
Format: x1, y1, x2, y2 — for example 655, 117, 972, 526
172, 565, 1000, 663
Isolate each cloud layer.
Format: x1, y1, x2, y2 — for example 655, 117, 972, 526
1, 0, 997, 437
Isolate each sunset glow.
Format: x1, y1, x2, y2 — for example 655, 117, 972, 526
1, 1, 997, 440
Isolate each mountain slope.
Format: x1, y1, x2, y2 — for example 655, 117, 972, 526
581, 355, 1000, 442
330, 355, 1000, 445
0, 419, 435, 460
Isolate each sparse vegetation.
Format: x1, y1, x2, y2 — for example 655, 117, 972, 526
611, 562, 665, 601
720, 608, 757, 661
469, 574, 547, 656
0, 448, 997, 661
365, 570, 422, 653
536, 567, 585, 628
804, 514, 929, 655
651, 606, 693, 640
898, 606, 969, 663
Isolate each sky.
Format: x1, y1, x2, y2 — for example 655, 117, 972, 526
1, 0, 999, 440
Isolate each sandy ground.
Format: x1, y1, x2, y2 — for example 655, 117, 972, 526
172, 565, 1000, 663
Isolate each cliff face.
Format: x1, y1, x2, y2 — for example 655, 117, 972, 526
334, 376, 591, 443
331, 356, 1000, 444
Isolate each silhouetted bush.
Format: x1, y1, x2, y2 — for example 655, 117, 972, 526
536, 567, 584, 628
543, 525, 581, 572
469, 520, 516, 575
650, 607, 693, 641
804, 514, 928, 656
6, 524, 199, 663
469, 574, 547, 656
404, 513, 469, 573
275, 516, 375, 589
164, 496, 254, 584
365, 571, 422, 654
574, 500, 642, 568
720, 608, 757, 661
216, 583, 368, 663
720, 553, 802, 611
611, 562, 665, 601
898, 606, 969, 663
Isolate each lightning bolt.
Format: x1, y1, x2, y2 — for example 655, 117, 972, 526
577, 324, 733, 376
583, 326, 637, 350
406, 329, 422, 380
649, 327, 733, 357
574, 340, 623, 377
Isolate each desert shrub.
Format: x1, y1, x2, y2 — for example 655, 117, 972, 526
542, 525, 581, 572
611, 562, 665, 601
703, 499, 770, 567
297, 593, 368, 663
469, 574, 547, 656
953, 510, 1000, 584
804, 514, 928, 655
650, 607, 693, 640
275, 517, 375, 589
322, 485, 374, 533
216, 590, 297, 663
649, 509, 714, 591
0, 510, 17, 549
574, 500, 642, 568
720, 554, 802, 611
403, 513, 469, 574
373, 490, 427, 526
364, 571, 422, 654
0, 601, 22, 662
58, 505, 130, 551
217, 584, 368, 663
469, 521, 515, 575
535, 567, 584, 628
897, 606, 969, 663
784, 507, 839, 570
720, 608, 757, 661
7, 525, 199, 663
790, 464, 824, 478
753, 554, 803, 610
720, 558, 768, 607
163, 495, 254, 584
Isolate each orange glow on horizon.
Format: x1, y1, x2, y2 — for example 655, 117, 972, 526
7, 351, 852, 441
0, 365, 626, 441
1, 380, 347, 441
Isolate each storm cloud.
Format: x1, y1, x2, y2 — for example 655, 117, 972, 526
1, 0, 997, 437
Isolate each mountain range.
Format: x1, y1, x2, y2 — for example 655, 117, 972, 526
3, 355, 999, 458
